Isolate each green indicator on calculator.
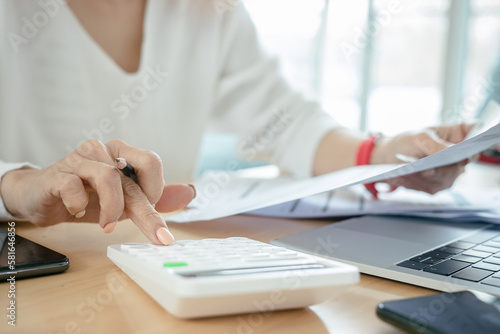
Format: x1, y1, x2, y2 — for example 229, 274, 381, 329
163, 262, 189, 268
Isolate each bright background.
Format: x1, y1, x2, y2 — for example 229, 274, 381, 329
198, 0, 500, 174
245, 0, 500, 134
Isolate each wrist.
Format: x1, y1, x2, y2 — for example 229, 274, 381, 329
370, 136, 391, 165
355, 134, 399, 199
356, 134, 391, 166
0, 167, 37, 217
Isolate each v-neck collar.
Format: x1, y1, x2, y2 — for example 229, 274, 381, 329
63, 0, 151, 79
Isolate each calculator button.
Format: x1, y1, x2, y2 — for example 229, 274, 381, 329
244, 254, 271, 261
163, 262, 189, 268
187, 257, 219, 263
133, 253, 164, 260
126, 248, 156, 254
273, 251, 299, 259
156, 246, 184, 252
147, 244, 168, 250
221, 255, 242, 261
266, 247, 288, 253
171, 240, 191, 246
237, 251, 257, 256
209, 249, 229, 254
121, 244, 149, 251
250, 257, 300, 263
139, 257, 165, 265
183, 243, 204, 248
226, 237, 250, 241
157, 257, 183, 264
121, 243, 147, 247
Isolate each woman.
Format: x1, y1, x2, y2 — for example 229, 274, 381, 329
0, 0, 471, 245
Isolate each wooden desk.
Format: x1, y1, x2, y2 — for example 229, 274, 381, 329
1, 162, 499, 334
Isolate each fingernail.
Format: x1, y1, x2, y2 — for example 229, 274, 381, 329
115, 158, 127, 169
188, 184, 197, 198
75, 210, 86, 219
103, 221, 118, 233
156, 227, 175, 245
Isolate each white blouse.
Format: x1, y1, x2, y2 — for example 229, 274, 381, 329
0, 0, 338, 219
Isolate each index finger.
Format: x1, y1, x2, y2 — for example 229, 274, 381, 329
414, 130, 452, 156
431, 123, 475, 143
120, 174, 175, 245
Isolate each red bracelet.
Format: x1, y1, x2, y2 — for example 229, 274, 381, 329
355, 136, 379, 199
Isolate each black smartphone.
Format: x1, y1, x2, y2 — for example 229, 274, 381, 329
0, 225, 70, 281
376, 290, 500, 334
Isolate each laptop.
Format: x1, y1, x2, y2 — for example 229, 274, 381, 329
271, 54, 500, 295
271, 215, 500, 295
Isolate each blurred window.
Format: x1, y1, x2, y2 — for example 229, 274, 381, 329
245, 0, 500, 135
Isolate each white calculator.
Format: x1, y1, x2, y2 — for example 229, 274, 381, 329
107, 237, 359, 318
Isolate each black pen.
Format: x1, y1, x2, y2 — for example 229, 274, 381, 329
116, 158, 138, 183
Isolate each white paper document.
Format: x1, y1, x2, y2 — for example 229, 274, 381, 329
247, 184, 500, 223
167, 123, 500, 223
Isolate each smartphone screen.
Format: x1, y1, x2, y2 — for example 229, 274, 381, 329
376, 290, 500, 334
0, 226, 70, 281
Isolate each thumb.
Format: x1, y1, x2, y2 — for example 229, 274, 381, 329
155, 184, 196, 213
414, 130, 452, 156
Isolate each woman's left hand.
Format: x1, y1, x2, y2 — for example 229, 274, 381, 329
371, 123, 474, 194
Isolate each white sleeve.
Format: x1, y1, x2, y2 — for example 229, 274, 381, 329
210, 2, 340, 177
0, 161, 39, 221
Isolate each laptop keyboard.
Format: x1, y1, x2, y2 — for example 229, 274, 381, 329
397, 228, 500, 287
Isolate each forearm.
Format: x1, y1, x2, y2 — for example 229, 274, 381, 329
312, 128, 391, 176
313, 122, 472, 180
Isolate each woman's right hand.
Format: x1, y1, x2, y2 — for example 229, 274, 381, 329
0, 139, 195, 245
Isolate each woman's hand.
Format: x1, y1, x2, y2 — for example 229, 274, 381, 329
372, 123, 474, 194
0, 139, 195, 245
